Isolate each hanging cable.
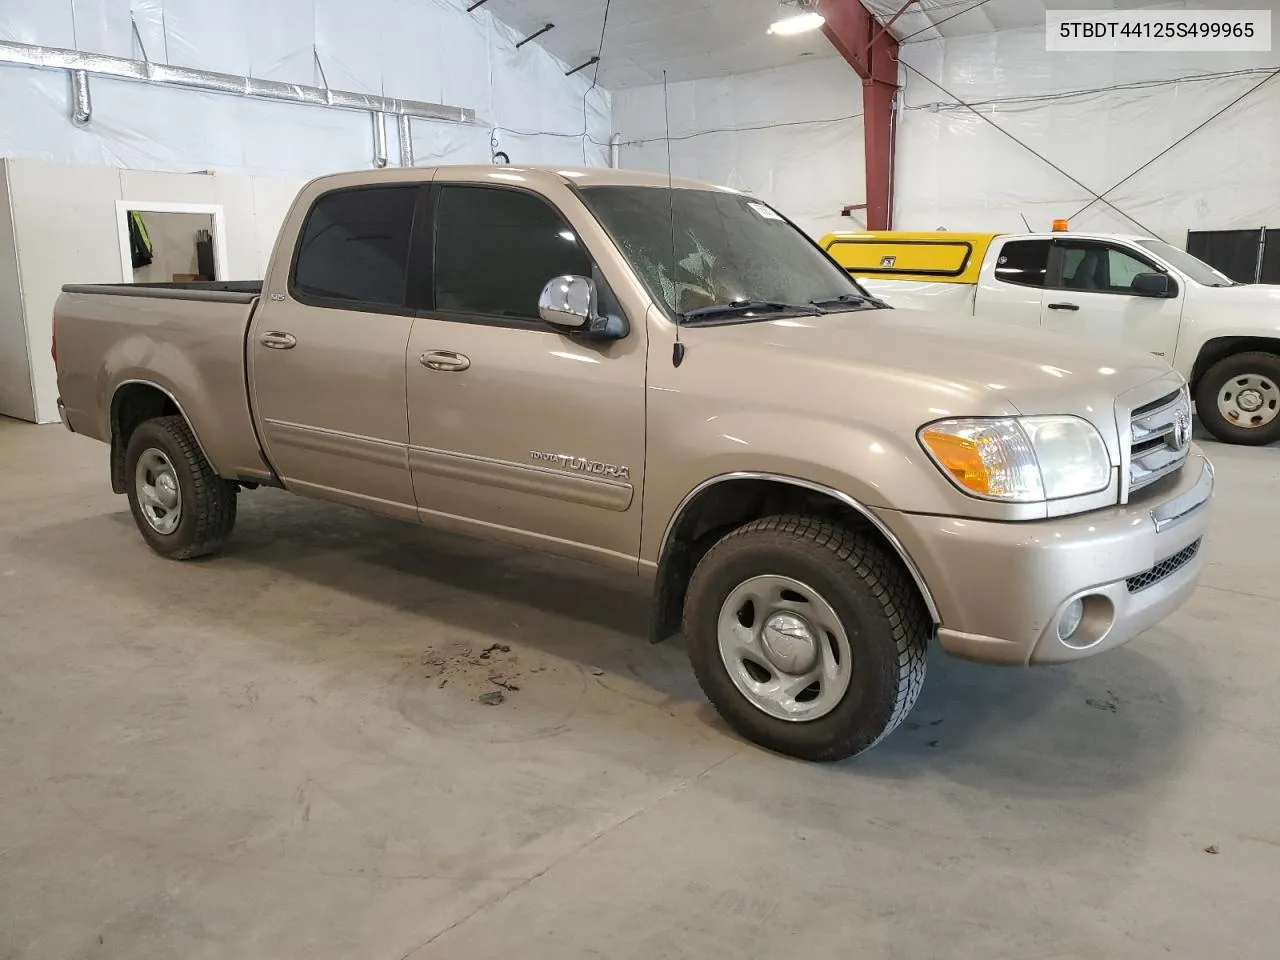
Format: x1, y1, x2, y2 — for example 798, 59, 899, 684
904, 66, 1280, 113
620, 112, 864, 146
897, 0, 998, 44
1067, 66, 1280, 223
898, 58, 1160, 237
580, 0, 613, 163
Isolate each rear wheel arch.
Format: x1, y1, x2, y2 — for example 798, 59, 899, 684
649, 473, 939, 644
109, 381, 213, 494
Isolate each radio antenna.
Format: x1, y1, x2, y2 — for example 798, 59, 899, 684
664, 69, 685, 368
1020, 212, 1033, 232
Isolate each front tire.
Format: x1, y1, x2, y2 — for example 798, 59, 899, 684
683, 516, 929, 762
125, 415, 237, 559
1195, 352, 1280, 446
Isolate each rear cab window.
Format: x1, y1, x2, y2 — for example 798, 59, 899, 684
993, 239, 1051, 288
291, 185, 419, 312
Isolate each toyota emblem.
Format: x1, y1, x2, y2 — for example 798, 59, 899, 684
1173, 409, 1191, 451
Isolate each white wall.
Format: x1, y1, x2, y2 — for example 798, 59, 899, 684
895, 28, 1280, 241
1, 159, 306, 424
613, 58, 865, 240
0, 0, 611, 177
0, 164, 35, 422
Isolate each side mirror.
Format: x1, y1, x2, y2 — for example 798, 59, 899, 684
1132, 272, 1175, 298
539, 275, 594, 330
538, 275, 628, 340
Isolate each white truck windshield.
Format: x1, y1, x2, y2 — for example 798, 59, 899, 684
1136, 239, 1235, 287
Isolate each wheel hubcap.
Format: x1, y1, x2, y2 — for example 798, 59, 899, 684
760, 613, 819, 675
1218, 373, 1280, 429
135, 448, 182, 534
716, 575, 854, 723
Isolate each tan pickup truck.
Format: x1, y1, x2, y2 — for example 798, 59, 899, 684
53, 165, 1214, 762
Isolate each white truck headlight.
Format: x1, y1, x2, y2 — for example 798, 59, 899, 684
919, 415, 1111, 502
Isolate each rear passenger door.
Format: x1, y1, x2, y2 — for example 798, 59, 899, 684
249, 183, 426, 519
405, 177, 647, 570
974, 238, 1052, 327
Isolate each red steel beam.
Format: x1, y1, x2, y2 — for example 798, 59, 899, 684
817, 0, 904, 230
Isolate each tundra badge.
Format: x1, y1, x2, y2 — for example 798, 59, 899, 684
531, 451, 630, 481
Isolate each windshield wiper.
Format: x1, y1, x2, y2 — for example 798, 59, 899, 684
809, 293, 885, 311
680, 299, 823, 323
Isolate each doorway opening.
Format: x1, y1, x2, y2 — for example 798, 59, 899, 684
114, 202, 228, 283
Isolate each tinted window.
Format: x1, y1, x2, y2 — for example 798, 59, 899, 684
993, 239, 1051, 287
293, 186, 417, 307
434, 186, 592, 320
1057, 241, 1159, 294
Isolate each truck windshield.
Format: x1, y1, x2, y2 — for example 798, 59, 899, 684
1136, 239, 1235, 287
579, 185, 878, 323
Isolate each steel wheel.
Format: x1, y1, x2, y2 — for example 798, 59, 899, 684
134, 447, 182, 535
1217, 373, 1280, 429
716, 574, 853, 723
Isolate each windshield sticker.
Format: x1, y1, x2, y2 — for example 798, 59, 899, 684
747, 201, 784, 222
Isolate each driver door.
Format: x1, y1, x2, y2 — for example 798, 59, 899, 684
404, 177, 647, 570
1042, 239, 1183, 361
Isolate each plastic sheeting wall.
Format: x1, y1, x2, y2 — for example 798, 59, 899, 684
613, 58, 865, 240
0, 0, 611, 177
896, 28, 1280, 240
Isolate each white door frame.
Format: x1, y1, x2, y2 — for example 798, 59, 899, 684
115, 201, 229, 283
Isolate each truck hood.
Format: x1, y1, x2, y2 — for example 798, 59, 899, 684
681, 306, 1178, 455
1185, 280, 1280, 320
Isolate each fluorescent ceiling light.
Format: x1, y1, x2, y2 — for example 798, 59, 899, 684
769, 4, 824, 36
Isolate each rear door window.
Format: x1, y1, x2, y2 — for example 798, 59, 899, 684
993, 239, 1051, 288
292, 186, 418, 310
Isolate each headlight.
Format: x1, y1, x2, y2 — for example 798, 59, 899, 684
919, 416, 1111, 502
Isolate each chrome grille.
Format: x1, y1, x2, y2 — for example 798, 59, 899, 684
1126, 538, 1201, 593
1129, 386, 1192, 494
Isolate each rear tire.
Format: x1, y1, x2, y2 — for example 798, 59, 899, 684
683, 515, 929, 762
1195, 352, 1280, 446
125, 415, 237, 559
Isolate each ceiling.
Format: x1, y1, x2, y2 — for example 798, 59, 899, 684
481, 0, 836, 89
482, 0, 1280, 89
862, 0, 1280, 44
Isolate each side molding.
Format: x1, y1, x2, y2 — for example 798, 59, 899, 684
659, 471, 941, 625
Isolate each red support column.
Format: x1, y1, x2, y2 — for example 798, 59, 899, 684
817, 0, 902, 230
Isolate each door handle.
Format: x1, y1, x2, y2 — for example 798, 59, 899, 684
1047, 303, 1080, 312
260, 331, 298, 349
420, 350, 471, 372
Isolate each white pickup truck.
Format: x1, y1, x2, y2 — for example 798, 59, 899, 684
822, 229, 1280, 446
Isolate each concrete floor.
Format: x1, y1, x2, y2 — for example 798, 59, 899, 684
1, 416, 1278, 959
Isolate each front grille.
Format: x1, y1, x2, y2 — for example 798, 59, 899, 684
1126, 538, 1202, 593
1129, 387, 1192, 494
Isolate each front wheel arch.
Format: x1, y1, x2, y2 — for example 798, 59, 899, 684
649, 474, 939, 644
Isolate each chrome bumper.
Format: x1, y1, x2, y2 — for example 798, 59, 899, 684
56, 397, 73, 432
879, 450, 1214, 666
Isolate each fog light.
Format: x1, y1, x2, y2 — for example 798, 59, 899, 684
1058, 598, 1085, 641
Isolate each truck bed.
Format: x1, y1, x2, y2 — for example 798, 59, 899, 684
53, 281, 271, 483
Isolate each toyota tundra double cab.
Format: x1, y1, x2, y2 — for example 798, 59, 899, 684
52, 166, 1213, 761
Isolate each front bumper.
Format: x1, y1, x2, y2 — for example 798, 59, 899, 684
880, 449, 1213, 666
56, 397, 74, 432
